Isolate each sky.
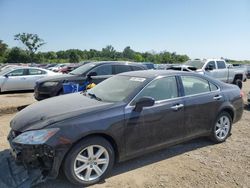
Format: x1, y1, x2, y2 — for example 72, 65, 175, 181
0, 0, 250, 60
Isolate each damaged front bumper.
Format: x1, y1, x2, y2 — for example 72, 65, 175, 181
8, 129, 68, 181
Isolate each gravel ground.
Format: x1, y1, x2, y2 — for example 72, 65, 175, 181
0, 81, 249, 188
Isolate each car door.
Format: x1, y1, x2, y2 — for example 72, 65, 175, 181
124, 76, 185, 157
27, 68, 47, 89
216, 61, 228, 82
1, 68, 29, 91
180, 75, 224, 137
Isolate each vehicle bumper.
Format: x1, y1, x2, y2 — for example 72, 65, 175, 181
7, 130, 68, 179
34, 84, 62, 101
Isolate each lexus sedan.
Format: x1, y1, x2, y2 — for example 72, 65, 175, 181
8, 70, 243, 186
0, 67, 58, 93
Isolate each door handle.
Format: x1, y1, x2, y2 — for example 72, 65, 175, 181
171, 104, 184, 111
213, 95, 222, 100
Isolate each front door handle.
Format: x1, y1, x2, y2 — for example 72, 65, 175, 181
171, 104, 184, 111
213, 95, 222, 100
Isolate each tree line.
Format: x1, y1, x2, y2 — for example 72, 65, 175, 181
0, 33, 190, 64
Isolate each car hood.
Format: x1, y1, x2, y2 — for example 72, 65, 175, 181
37, 74, 83, 83
10, 93, 114, 132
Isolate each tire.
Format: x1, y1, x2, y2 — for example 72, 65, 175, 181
210, 112, 232, 143
235, 79, 243, 89
63, 136, 115, 186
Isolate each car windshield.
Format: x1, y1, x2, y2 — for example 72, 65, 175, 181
69, 63, 95, 75
0, 68, 15, 76
185, 60, 205, 69
86, 75, 147, 102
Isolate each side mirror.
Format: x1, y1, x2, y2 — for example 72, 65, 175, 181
205, 64, 214, 71
87, 72, 97, 79
134, 97, 155, 112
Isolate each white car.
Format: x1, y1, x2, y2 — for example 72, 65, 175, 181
0, 67, 58, 92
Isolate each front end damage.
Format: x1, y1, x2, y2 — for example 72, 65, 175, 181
6, 129, 67, 187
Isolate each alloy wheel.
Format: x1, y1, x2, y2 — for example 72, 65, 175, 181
215, 115, 230, 140
73, 145, 109, 181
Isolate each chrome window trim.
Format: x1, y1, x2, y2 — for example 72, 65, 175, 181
126, 75, 221, 109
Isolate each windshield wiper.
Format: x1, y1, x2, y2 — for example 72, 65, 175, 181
87, 93, 102, 101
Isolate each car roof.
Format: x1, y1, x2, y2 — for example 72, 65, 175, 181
90, 61, 146, 67
119, 70, 196, 78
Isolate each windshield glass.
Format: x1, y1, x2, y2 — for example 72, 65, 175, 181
70, 63, 95, 75
87, 75, 147, 102
185, 60, 205, 69
0, 68, 15, 76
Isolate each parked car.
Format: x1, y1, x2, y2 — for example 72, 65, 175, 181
248, 91, 250, 107
8, 70, 243, 186
34, 61, 147, 100
48, 63, 70, 72
246, 65, 250, 79
59, 62, 90, 74
0, 67, 58, 92
171, 59, 246, 88
141, 62, 155, 69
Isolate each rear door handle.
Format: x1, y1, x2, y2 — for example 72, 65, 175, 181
171, 104, 184, 111
213, 95, 222, 100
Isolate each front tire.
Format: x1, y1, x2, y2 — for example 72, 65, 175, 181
210, 112, 232, 143
63, 137, 115, 186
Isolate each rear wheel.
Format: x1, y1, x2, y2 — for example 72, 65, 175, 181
63, 137, 115, 186
210, 112, 232, 143
235, 79, 243, 89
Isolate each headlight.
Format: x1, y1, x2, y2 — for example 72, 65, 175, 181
12, 128, 59, 145
42, 81, 58, 87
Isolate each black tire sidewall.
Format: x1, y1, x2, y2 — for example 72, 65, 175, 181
211, 112, 232, 143
63, 136, 115, 186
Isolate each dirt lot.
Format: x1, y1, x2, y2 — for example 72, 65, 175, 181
0, 82, 249, 188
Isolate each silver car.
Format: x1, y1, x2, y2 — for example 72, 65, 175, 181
0, 67, 58, 92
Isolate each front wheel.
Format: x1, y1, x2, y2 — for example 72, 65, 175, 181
63, 137, 115, 186
210, 112, 232, 143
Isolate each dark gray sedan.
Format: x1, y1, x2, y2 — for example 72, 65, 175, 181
8, 70, 243, 186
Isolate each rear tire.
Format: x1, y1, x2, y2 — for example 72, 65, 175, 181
235, 79, 243, 89
210, 112, 232, 143
63, 137, 115, 186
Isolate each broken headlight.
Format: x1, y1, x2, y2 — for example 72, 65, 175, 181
12, 128, 59, 145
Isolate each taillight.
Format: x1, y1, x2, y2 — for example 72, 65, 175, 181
240, 90, 244, 98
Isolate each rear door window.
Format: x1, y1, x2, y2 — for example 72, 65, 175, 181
217, 61, 226, 69
131, 66, 144, 71
181, 76, 210, 96
91, 65, 112, 75
113, 65, 132, 74
28, 69, 46, 75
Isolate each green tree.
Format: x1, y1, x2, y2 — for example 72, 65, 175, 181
122, 46, 135, 60
69, 51, 80, 63
6, 47, 29, 63
101, 45, 116, 59
0, 40, 8, 56
134, 53, 144, 62
14, 33, 45, 62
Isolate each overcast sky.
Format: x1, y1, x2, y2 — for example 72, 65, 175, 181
0, 0, 250, 60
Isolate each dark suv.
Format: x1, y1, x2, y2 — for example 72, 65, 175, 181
34, 61, 147, 100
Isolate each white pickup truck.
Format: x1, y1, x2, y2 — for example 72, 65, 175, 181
171, 59, 247, 88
